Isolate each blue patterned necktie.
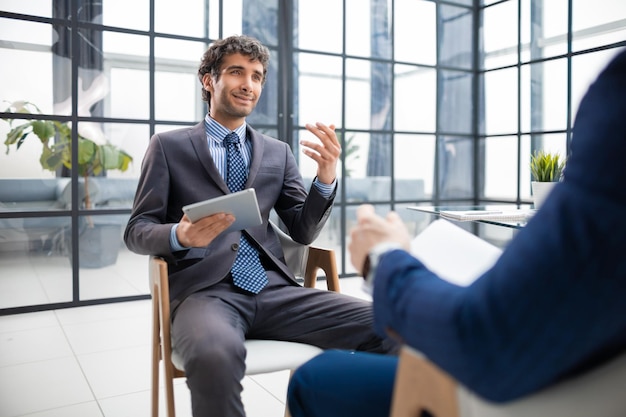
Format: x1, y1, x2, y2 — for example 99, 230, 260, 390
223, 132, 268, 293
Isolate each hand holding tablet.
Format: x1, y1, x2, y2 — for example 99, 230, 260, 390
182, 188, 262, 232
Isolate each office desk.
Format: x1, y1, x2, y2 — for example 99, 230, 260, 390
407, 204, 534, 230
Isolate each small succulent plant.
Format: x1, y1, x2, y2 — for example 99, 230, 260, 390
530, 150, 566, 182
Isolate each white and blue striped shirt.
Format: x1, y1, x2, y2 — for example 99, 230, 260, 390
204, 114, 251, 179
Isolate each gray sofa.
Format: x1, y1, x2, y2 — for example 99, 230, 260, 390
0, 178, 138, 256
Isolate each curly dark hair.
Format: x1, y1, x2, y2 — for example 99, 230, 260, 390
198, 35, 270, 105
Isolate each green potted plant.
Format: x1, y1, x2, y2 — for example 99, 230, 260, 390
530, 149, 566, 208
2, 100, 133, 267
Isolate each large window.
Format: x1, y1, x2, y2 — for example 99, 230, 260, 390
1, 0, 624, 313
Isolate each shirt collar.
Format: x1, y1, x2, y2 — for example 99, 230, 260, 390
204, 114, 247, 144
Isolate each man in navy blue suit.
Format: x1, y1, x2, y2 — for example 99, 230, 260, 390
287, 48, 626, 417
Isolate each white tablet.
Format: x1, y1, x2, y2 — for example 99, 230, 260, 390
182, 188, 262, 231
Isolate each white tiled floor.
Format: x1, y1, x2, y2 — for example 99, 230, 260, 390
0, 277, 371, 417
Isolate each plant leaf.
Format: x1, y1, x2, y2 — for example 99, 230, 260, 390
31, 120, 56, 142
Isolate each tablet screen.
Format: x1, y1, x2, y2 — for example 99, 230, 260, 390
182, 188, 262, 231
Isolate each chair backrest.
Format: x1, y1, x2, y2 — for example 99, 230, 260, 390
269, 220, 339, 291
390, 345, 626, 417
270, 220, 309, 279
389, 346, 459, 417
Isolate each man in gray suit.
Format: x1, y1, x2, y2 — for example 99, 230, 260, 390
124, 35, 395, 417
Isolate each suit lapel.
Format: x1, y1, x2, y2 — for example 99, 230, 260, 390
188, 122, 230, 194
246, 125, 265, 189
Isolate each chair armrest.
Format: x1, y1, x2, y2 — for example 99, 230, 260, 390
270, 220, 340, 292
390, 346, 459, 417
304, 246, 340, 292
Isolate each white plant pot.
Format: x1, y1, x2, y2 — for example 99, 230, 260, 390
531, 181, 557, 209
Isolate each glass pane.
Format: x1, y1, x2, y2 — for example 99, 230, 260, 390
155, 37, 207, 62
103, 0, 149, 31
155, 0, 205, 36
346, 0, 371, 57
520, 134, 532, 201
296, 0, 343, 54
154, 38, 207, 122
346, 59, 393, 133
520, 58, 568, 133
155, 71, 200, 122
571, 48, 622, 123
449, 0, 472, 6
0, 0, 52, 17
296, 53, 343, 127
0, 215, 72, 308
103, 31, 149, 57
80, 244, 149, 299
395, 0, 436, 65
394, 65, 436, 133
345, 59, 371, 129
482, 1, 519, 69
223, 0, 243, 37
338, 132, 362, 181
346, 0, 392, 59
208, 0, 221, 39
572, 0, 626, 52
439, 4, 474, 70
242, 0, 279, 47
0, 19, 57, 111
483, 136, 519, 200
438, 136, 473, 199
439, 70, 473, 134
368, 132, 393, 178
394, 134, 435, 199
342, 134, 393, 198
100, 123, 149, 181
79, 213, 147, 300
483, 67, 519, 135
521, 0, 568, 61
109, 68, 149, 120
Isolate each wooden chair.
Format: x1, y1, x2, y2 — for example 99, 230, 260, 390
389, 345, 626, 417
150, 222, 340, 417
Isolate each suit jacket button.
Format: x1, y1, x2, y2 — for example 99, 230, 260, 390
231, 243, 239, 251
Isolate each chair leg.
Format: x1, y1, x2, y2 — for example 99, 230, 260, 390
151, 290, 160, 417
164, 364, 177, 417
151, 352, 160, 417
284, 369, 295, 417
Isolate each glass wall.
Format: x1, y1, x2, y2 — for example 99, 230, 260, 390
0, 0, 624, 313
479, 0, 626, 204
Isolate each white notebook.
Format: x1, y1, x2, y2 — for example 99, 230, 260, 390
409, 219, 503, 286
438, 209, 535, 223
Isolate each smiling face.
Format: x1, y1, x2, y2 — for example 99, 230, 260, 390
203, 53, 264, 130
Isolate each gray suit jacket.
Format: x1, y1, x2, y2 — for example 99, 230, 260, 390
124, 122, 335, 311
